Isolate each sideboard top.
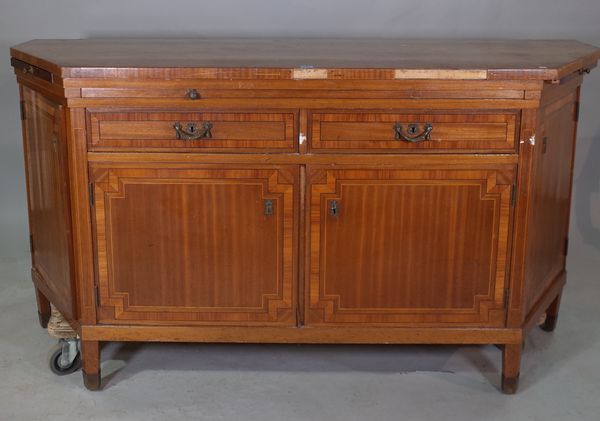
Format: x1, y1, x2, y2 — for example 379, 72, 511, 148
11, 38, 600, 81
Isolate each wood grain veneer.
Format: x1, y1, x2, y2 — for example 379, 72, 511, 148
10, 39, 600, 80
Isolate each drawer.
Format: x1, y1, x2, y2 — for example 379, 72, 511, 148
310, 111, 518, 152
87, 110, 297, 152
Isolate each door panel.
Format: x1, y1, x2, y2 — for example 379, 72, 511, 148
21, 86, 75, 319
90, 165, 297, 325
307, 166, 515, 326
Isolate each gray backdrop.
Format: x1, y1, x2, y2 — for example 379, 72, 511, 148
1, 0, 599, 261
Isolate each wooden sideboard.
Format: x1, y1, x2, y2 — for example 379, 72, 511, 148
11, 39, 600, 393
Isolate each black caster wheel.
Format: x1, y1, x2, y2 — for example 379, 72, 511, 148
49, 341, 81, 376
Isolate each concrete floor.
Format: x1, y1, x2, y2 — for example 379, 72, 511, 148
0, 250, 599, 421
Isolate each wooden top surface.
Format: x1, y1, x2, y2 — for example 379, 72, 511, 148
11, 38, 600, 80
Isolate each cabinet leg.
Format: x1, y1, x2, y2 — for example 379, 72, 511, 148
34, 287, 51, 329
540, 291, 562, 332
501, 343, 522, 394
81, 340, 101, 391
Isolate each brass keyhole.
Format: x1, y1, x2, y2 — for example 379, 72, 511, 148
264, 199, 274, 216
186, 123, 197, 134
407, 124, 419, 135
329, 200, 339, 217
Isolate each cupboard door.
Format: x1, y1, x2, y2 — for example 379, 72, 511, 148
307, 165, 515, 326
21, 86, 75, 320
90, 165, 297, 325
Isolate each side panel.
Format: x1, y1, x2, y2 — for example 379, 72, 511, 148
21, 85, 75, 319
521, 85, 579, 317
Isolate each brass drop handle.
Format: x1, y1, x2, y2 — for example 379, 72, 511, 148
173, 121, 213, 140
393, 122, 433, 143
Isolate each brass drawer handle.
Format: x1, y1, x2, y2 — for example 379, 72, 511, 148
393, 122, 433, 143
173, 122, 213, 140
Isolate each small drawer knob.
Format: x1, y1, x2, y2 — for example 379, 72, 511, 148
187, 89, 200, 100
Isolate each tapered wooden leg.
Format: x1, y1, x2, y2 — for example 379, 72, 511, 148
540, 291, 562, 332
34, 287, 51, 329
502, 343, 522, 394
81, 340, 101, 390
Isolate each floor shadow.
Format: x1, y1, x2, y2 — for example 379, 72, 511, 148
453, 345, 501, 392
574, 130, 600, 251
98, 342, 466, 389
101, 342, 145, 388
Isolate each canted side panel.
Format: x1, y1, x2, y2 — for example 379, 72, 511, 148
90, 166, 296, 325
21, 85, 75, 319
523, 92, 578, 315
307, 167, 515, 326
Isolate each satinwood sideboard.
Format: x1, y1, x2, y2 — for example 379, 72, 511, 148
10, 39, 600, 393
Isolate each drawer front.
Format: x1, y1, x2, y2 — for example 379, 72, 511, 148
310, 111, 518, 152
88, 110, 296, 152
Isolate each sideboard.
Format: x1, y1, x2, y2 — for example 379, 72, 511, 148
10, 39, 600, 393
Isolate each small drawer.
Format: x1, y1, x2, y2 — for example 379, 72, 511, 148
11, 58, 54, 83
310, 111, 518, 152
87, 110, 296, 152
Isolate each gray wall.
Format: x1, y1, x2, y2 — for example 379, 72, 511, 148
1, 0, 599, 260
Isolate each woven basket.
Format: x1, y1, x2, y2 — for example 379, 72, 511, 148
47, 307, 77, 339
